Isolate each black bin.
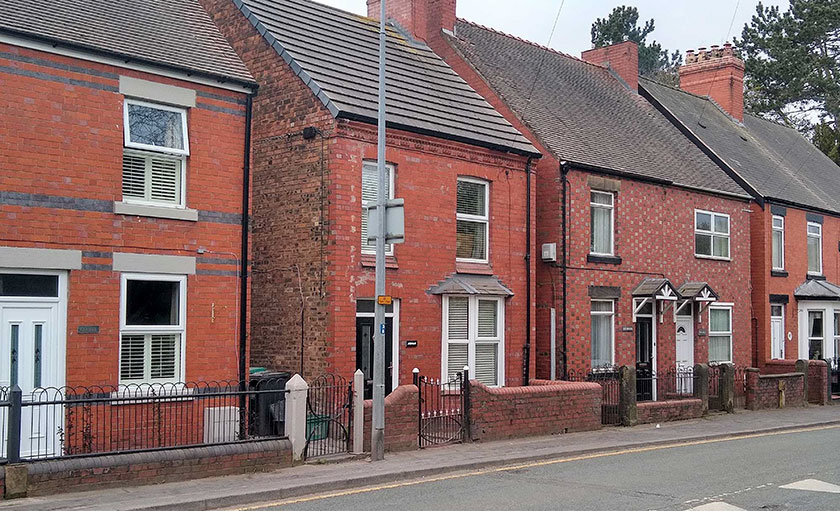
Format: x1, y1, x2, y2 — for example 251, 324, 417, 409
249, 371, 291, 436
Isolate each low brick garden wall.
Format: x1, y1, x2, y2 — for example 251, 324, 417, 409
362, 384, 419, 453
761, 360, 828, 405
3, 439, 292, 498
745, 370, 805, 410
637, 399, 704, 424
470, 380, 602, 441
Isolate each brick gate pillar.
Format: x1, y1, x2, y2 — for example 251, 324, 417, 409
619, 365, 637, 426
693, 363, 709, 415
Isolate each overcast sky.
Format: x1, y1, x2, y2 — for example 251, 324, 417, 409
317, 0, 789, 57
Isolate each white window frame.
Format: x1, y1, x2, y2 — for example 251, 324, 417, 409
589, 191, 615, 256
441, 295, 504, 386
694, 210, 731, 260
807, 222, 823, 275
771, 215, 785, 271
123, 99, 190, 156
770, 303, 785, 360
119, 273, 187, 385
456, 177, 490, 264
590, 299, 615, 369
361, 160, 395, 256
708, 304, 733, 364
807, 309, 825, 360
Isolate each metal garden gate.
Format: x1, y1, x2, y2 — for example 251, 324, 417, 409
304, 374, 352, 459
415, 371, 466, 448
568, 368, 620, 425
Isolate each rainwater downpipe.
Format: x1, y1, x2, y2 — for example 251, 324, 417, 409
523, 157, 534, 385
239, 94, 253, 385
560, 160, 570, 380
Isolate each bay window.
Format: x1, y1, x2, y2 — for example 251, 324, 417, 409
443, 295, 504, 386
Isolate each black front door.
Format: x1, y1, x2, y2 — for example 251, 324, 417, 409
356, 316, 393, 399
636, 317, 653, 401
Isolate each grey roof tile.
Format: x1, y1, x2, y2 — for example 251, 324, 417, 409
794, 279, 840, 301
236, 0, 537, 155
0, 0, 254, 85
641, 78, 840, 215
428, 274, 514, 296
445, 21, 748, 197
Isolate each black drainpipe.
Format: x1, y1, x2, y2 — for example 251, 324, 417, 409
560, 161, 569, 380
523, 157, 534, 386
239, 94, 253, 385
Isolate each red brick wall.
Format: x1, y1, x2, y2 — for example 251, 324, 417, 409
561, 170, 752, 376
754, 206, 840, 366
366, 0, 456, 42
362, 384, 418, 452
679, 49, 745, 122
637, 399, 704, 424
807, 360, 829, 405
203, 0, 535, 386
0, 42, 248, 385
23, 440, 291, 498
745, 370, 805, 410
469, 380, 601, 441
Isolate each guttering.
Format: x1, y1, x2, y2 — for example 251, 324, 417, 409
764, 197, 840, 221
523, 157, 534, 385
239, 94, 253, 385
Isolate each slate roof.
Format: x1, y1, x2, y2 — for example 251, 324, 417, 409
234, 0, 536, 155
794, 279, 840, 301
641, 78, 840, 215
444, 21, 747, 197
428, 274, 514, 296
0, 0, 255, 86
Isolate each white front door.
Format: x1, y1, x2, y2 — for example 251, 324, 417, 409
770, 304, 785, 360
675, 312, 694, 394
0, 303, 62, 457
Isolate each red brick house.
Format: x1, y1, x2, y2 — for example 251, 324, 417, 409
643, 45, 840, 369
380, 0, 754, 390
202, 0, 540, 391
0, 0, 255, 454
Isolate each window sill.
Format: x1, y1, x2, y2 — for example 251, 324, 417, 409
455, 261, 494, 275
770, 270, 788, 278
806, 274, 826, 281
115, 202, 198, 222
587, 254, 622, 265
694, 254, 731, 262
360, 253, 398, 269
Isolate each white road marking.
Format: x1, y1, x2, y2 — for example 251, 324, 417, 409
780, 479, 840, 494
685, 503, 747, 511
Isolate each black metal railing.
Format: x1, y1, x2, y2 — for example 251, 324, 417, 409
0, 378, 289, 463
303, 374, 352, 459
568, 366, 620, 425
636, 367, 696, 402
415, 371, 465, 448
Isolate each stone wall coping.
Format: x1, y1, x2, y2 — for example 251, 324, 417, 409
758, 372, 803, 380
25, 439, 291, 475
637, 398, 703, 408
471, 380, 601, 395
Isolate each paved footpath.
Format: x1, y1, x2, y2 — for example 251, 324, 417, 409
1, 406, 838, 511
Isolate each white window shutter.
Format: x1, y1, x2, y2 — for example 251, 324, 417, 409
120, 335, 146, 381
477, 300, 497, 337
150, 334, 179, 380
474, 343, 498, 386
447, 343, 468, 381
122, 154, 147, 199
447, 297, 469, 339
150, 157, 181, 204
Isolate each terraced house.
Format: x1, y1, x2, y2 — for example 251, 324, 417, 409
0, 0, 255, 457
201, 0, 540, 392
643, 45, 840, 370
372, 0, 755, 394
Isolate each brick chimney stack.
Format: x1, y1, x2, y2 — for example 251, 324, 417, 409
581, 41, 639, 92
679, 43, 745, 122
366, 0, 456, 43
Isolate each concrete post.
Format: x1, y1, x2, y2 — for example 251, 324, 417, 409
719, 363, 735, 413
618, 365, 637, 427
284, 374, 309, 461
353, 369, 365, 454
693, 363, 709, 415
795, 359, 809, 406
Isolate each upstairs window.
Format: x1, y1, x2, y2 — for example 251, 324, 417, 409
122, 100, 188, 207
456, 178, 489, 262
807, 222, 822, 275
771, 215, 785, 271
695, 210, 730, 260
361, 161, 395, 255
590, 191, 614, 256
